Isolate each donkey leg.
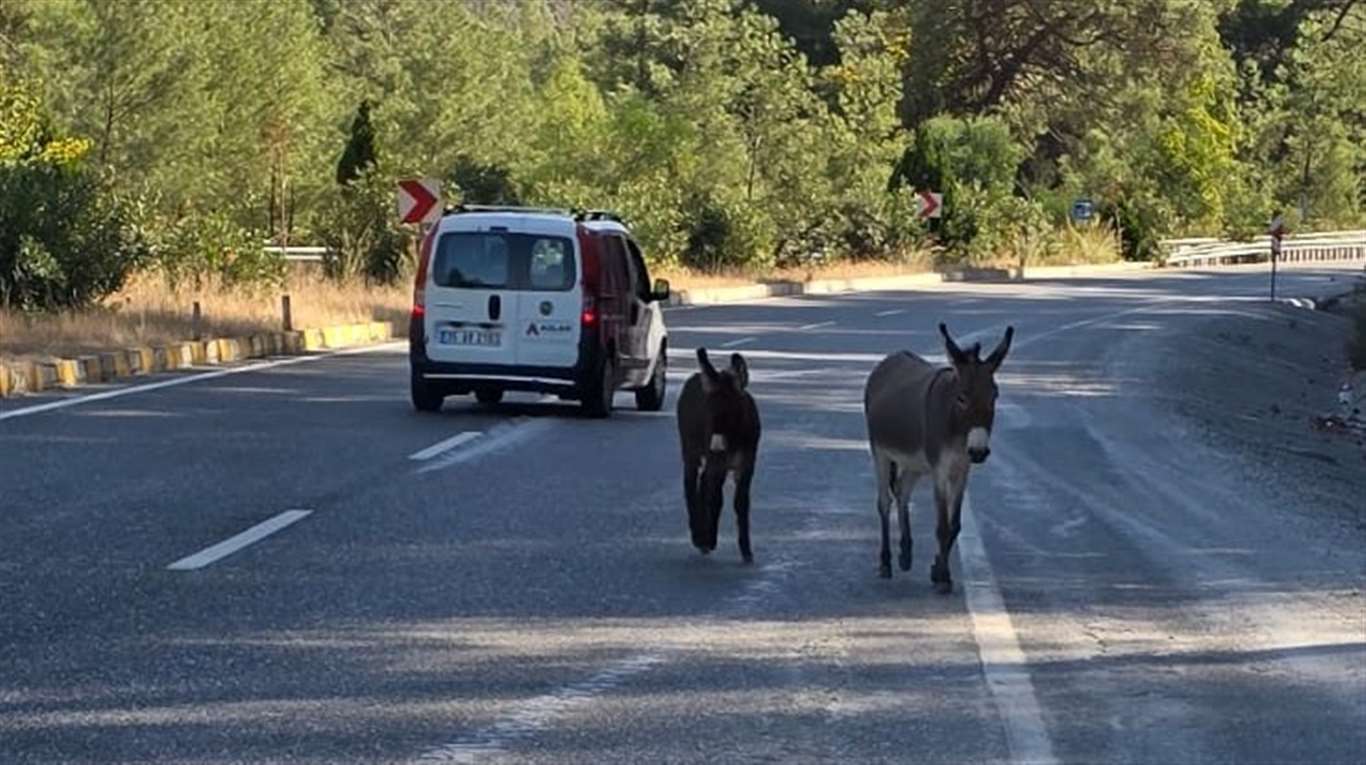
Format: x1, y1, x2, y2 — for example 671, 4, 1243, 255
734, 460, 755, 564
701, 458, 727, 553
874, 456, 893, 578
893, 466, 918, 572
683, 455, 707, 552
931, 487, 953, 593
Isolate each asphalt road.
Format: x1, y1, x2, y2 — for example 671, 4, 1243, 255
3, 264, 1364, 765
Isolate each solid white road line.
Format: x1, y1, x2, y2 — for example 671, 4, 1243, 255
720, 337, 756, 348
875, 309, 906, 317
166, 510, 313, 571
958, 492, 1058, 765
408, 431, 482, 461
797, 320, 836, 331
0, 342, 406, 422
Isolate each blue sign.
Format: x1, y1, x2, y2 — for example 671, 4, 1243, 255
1071, 199, 1094, 222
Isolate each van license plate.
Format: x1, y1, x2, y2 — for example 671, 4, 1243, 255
439, 329, 501, 347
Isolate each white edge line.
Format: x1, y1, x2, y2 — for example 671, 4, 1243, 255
408, 431, 482, 461
875, 309, 906, 317
958, 492, 1058, 765
797, 320, 836, 331
166, 510, 313, 571
720, 337, 757, 348
0, 342, 406, 421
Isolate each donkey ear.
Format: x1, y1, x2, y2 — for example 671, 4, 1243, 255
986, 326, 1014, 370
939, 322, 968, 365
697, 347, 721, 392
729, 353, 749, 390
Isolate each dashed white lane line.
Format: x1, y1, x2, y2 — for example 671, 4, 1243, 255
720, 336, 756, 348
959, 494, 1058, 764
166, 510, 313, 571
413, 419, 554, 475
413, 558, 796, 763
0, 342, 406, 422
875, 309, 905, 317
797, 320, 836, 331
408, 431, 482, 461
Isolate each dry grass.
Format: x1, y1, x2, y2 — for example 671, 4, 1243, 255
1, 272, 410, 362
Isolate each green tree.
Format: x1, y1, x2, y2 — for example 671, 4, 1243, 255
336, 100, 377, 187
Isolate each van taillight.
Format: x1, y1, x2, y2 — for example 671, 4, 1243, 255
581, 296, 597, 326
413, 227, 436, 317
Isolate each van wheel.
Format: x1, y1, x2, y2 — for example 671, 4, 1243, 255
635, 353, 666, 412
581, 356, 615, 419
475, 388, 504, 405
411, 374, 443, 413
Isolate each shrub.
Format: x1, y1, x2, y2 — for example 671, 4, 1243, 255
154, 212, 280, 289
0, 76, 147, 310
316, 170, 411, 284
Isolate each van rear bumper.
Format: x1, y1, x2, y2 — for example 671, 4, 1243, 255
409, 315, 603, 397
415, 362, 580, 395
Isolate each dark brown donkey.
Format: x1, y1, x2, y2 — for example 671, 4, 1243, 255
863, 323, 1013, 593
676, 348, 761, 563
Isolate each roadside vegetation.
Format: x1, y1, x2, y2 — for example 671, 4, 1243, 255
1, 0, 1362, 358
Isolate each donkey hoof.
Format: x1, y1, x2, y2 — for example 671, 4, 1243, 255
879, 562, 893, 579
741, 553, 754, 565
934, 578, 954, 595
696, 545, 712, 556
899, 551, 913, 572
930, 563, 948, 584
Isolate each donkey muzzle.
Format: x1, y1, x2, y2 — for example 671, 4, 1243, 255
967, 427, 990, 464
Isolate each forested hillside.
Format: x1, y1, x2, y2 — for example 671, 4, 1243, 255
1, 0, 1361, 309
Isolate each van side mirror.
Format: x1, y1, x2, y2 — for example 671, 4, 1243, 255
651, 278, 671, 302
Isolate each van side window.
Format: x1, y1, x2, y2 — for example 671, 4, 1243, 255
626, 239, 650, 301
603, 235, 630, 296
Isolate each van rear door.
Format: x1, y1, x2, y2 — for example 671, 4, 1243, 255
514, 235, 581, 369
423, 228, 520, 368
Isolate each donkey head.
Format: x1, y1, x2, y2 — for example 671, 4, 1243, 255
940, 323, 1013, 464
697, 347, 750, 453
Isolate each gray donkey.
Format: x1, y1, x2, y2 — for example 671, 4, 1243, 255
863, 323, 1013, 592
676, 348, 761, 563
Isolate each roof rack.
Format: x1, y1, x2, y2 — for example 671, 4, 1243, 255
443, 204, 576, 216
573, 209, 624, 224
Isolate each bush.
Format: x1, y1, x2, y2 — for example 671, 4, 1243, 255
149, 211, 280, 290
890, 115, 1026, 263
680, 193, 774, 272
0, 77, 147, 310
316, 170, 411, 284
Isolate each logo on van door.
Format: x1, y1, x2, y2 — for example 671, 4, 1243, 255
527, 320, 572, 337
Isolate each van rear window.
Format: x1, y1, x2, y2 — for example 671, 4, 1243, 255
432, 232, 575, 291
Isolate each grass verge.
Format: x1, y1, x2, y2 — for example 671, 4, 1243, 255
1, 273, 410, 362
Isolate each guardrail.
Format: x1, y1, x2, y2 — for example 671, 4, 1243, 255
1162, 230, 1366, 267
263, 245, 328, 262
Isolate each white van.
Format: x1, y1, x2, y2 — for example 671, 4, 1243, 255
408, 206, 670, 417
